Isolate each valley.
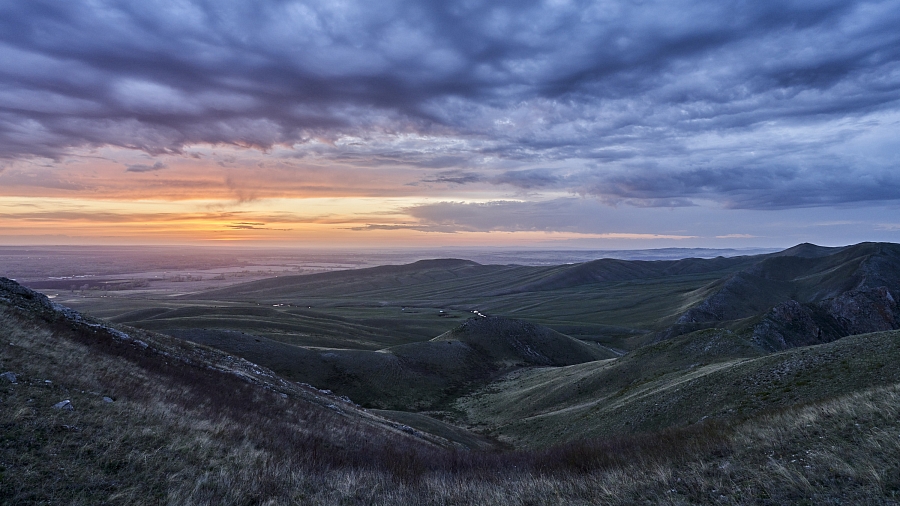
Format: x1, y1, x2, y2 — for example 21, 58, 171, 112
3, 242, 900, 504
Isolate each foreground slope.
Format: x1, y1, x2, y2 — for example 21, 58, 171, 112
0, 278, 450, 502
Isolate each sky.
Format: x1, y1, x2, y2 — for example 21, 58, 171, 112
1, 0, 899, 249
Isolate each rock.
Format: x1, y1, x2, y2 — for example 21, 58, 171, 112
53, 399, 74, 411
0, 277, 56, 311
751, 300, 826, 351
0, 371, 16, 384
102, 396, 114, 403
820, 287, 899, 335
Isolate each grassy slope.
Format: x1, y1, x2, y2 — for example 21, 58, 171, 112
0, 287, 461, 504
64, 254, 756, 352
74, 299, 468, 350
455, 327, 900, 449
162, 316, 613, 411
5, 278, 900, 504
4, 301, 900, 504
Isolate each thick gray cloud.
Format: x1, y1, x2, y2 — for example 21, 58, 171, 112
492, 169, 560, 189
370, 198, 900, 248
402, 200, 606, 233
420, 170, 483, 185
125, 161, 167, 173
1, 0, 899, 209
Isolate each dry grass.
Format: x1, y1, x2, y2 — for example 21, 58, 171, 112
3, 301, 900, 505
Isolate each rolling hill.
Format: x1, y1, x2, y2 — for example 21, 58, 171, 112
453, 326, 900, 448
83, 250, 759, 351
49, 242, 900, 418
666, 242, 900, 349
6, 237, 900, 504
164, 315, 614, 410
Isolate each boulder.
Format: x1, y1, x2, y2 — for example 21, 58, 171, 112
53, 399, 74, 411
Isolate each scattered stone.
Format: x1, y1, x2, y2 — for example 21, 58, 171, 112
102, 396, 114, 403
0, 371, 16, 383
53, 399, 74, 411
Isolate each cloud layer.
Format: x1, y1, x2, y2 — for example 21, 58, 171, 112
1, 0, 899, 217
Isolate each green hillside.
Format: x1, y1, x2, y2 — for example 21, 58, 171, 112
6, 245, 900, 504
164, 316, 613, 410
69, 252, 759, 351
455, 327, 900, 448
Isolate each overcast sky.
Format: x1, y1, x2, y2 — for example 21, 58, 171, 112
1, 0, 898, 248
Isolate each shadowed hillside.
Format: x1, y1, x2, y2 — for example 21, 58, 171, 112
432, 316, 615, 366
454, 326, 900, 448
167, 316, 613, 410
666, 242, 900, 349
503, 255, 758, 293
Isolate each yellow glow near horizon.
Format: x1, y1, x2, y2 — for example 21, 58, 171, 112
0, 143, 704, 247
0, 195, 698, 247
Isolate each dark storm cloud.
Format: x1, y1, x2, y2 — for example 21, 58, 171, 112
1, 0, 899, 208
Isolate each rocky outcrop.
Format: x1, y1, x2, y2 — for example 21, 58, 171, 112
751, 301, 831, 351
667, 243, 900, 350
0, 277, 56, 311
677, 272, 787, 324
821, 287, 898, 335
750, 287, 899, 352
